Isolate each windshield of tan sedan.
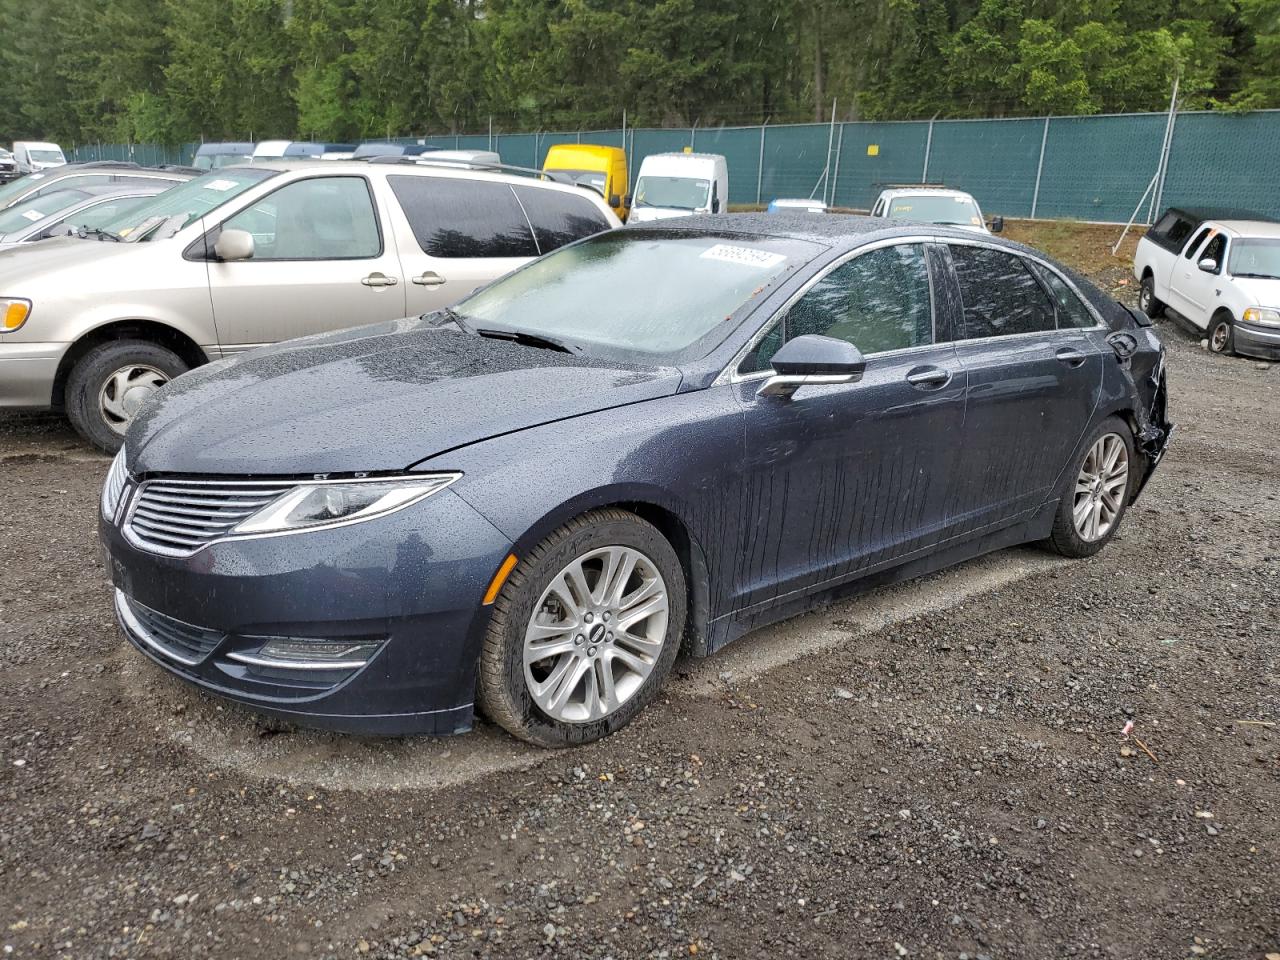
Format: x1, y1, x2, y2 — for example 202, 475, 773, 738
1228, 238, 1280, 280
100, 168, 274, 241
886, 194, 983, 227
453, 231, 818, 364
634, 176, 710, 211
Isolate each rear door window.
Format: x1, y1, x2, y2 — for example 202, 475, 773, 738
389, 176, 537, 258
949, 245, 1056, 338
512, 185, 611, 253
1033, 264, 1097, 329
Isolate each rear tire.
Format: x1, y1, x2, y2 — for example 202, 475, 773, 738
1207, 313, 1234, 355
65, 340, 188, 453
1138, 275, 1164, 318
478, 508, 686, 747
1045, 417, 1135, 559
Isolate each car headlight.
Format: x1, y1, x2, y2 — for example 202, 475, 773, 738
101, 447, 129, 519
1, 297, 32, 332
231, 474, 460, 536
1242, 307, 1280, 327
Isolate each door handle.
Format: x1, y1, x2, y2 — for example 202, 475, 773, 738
361, 272, 398, 287
905, 365, 951, 388
411, 271, 447, 287
1055, 347, 1087, 367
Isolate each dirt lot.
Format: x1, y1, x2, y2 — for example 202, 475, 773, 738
1, 224, 1277, 960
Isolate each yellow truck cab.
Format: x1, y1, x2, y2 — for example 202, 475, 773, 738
543, 144, 629, 221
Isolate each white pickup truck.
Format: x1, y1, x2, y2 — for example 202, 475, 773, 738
1134, 208, 1280, 360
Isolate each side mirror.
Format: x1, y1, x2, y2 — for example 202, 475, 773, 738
609, 193, 621, 207
757, 335, 866, 399
623, 194, 632, 207
214, 228, 254, 262
990, 216, 1005, 233
1197, 257, 1218, 273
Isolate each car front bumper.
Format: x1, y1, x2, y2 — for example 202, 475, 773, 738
0, 341, 66, 408
99, 487, 513, 735
1233, 319, 1280, 361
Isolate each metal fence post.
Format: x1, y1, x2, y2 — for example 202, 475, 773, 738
756, 123, 767, 204
921, 116, 935, 182
1150, 76, 1180, 223
1030, 115, 1050, 219
830, 122, 844, 208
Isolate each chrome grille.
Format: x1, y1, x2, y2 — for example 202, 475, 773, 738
125, 478, 294, 555
115, 590, 225, 666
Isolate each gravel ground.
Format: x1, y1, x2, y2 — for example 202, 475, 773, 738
1, 250, 1277, 959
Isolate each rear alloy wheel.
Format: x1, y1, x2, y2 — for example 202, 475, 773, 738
479, 509, 686, 746
65, 340, 188, 453
1138, 275, 1164, 318
1046, 418, 1134, 558
1208, 314, 1234, 355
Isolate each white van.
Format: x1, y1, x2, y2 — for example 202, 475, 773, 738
12, 141, 67, 175
630, 152, 728, 222
251, 140, 292, 162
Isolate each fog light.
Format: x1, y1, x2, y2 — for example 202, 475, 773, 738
227, 637, 383, 671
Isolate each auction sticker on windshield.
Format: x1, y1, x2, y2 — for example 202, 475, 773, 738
204, 179, 239, 192
700, 243, 787, 269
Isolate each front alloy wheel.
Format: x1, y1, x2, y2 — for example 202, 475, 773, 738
1208, 316, 1233, 354
479, 508, 686, 746
523, 545, 669, 723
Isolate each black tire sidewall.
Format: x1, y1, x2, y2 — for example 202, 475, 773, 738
1139, 277, 1162, 317
483, 512, 686, 747
65, 340, 188, 453
1049, 418, 1136, 558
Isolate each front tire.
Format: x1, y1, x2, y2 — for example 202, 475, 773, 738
65, 340, 188, 453
478, 509, 686, 747
1046, 418, 1135, 558
1208, 313, 1234, 355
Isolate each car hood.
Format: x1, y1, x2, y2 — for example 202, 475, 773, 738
127, 316, 684, 476
0, 234, 140, 281
1232, 275, 1280, 307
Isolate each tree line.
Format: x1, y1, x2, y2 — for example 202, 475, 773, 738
1, 0, 1276, 145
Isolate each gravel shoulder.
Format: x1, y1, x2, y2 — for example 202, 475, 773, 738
1, 236, 1277, 959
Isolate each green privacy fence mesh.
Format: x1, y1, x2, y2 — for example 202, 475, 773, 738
68, 109, 1280, 223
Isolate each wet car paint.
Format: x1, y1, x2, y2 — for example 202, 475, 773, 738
101, 214, 1173, 735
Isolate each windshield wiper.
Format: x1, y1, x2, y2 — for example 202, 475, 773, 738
1231, 272, 1280, 279
435, 306, 476, 336
475, 327, 578, 354
77, 226, 121, 242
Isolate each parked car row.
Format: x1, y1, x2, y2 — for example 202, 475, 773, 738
0, 158, 619, 449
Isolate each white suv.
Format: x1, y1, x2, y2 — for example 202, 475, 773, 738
870, 186, 1002, 234
0, 159, 619, 451
1135, 208, 1280, 360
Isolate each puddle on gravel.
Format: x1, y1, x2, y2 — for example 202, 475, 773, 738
120, 547, 1067, 793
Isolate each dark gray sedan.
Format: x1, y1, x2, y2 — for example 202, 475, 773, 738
99, 215, 1172, 746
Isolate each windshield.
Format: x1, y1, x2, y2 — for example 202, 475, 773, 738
1228, 238, 1280, 280
99, 168, 274, 242
886, 194, 982, 226
634, 176, 710, 211
453, 231, 816, 364
0, 189, 88, 236
554, 169, 608, 193
29, 150, 65, 163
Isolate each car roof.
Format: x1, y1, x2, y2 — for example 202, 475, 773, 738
634, 211, 997, 246
218, 158, 617, 206
1166, 206, 1279, 225
1211, 220, 1280, 238
880, 186, 975, 199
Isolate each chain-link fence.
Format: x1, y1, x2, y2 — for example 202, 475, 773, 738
68, 108, 1280, 223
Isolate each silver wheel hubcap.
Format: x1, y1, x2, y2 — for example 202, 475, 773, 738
523, 545, 669, 724
1073, 433, 1129, 542
99, 364, 169, 435
1211, 323, 1229, 351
